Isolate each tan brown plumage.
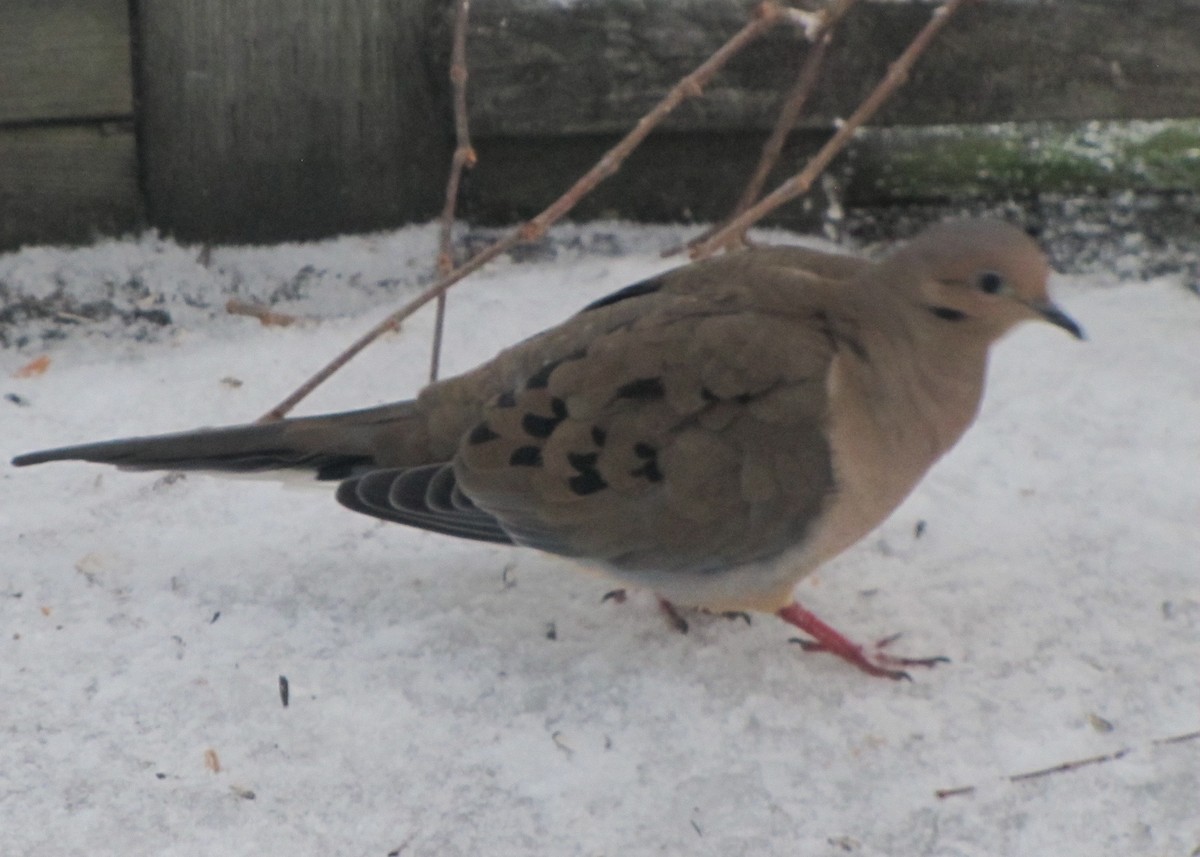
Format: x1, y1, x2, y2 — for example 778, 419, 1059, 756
12, 220, 1082, 678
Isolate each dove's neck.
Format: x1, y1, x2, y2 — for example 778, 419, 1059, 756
786, 287, 990, 581
822, 280, 990, 514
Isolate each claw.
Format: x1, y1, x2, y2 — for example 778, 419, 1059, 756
778, 601, 947, 681
658, 598, 689, 634
601, 589, 628, 604
788, 636, 822, 652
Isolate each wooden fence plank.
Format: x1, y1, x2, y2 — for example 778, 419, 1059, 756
457, 0, 1200, 136
846, 120, 1200, 201
136, 0, 450, 244
3, 0, 1198, 251
0, 123, 140, 250
0, 0, 133, 124
461, 119, 1200, 229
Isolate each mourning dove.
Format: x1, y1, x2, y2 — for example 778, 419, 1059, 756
12, 219, 1082, 679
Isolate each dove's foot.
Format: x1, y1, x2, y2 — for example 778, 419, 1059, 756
601, 588, 628, 604
777, 601, 949, 681
658, 598, 690, 634
603, 591, 751, 634
602, 589, 689, 633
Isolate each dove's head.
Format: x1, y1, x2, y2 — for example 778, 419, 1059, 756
887, 220, 1083, 343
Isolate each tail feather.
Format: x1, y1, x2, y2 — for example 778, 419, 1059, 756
336, 467, 512, 543
11, 401, 426, 480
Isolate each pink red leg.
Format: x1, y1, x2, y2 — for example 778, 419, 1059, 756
777, 601, 948, 681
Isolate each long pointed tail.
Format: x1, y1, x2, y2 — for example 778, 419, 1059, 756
12, 400, 430, 481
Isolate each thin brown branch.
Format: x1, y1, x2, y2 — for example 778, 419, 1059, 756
675, 0, 861, 257
733, 29, 833, 217
517, 1, 788, 244
734, 0, 863, 217
691, 0, 973, 260
935, 724, 1200, 799
258, 238, 515, 422
933, 785, 976, 800
934, 750, 1131, 800
431, 0, 476, 383
1007, 749, 1131, 783
259, 1, 790, 422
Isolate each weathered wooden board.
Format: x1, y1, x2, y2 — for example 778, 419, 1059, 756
136, 0, 451, 244
460, 119, 1200, 228
0, 0, 135, 250
447, 0, 1200, 230
0, 0, 133, 124
455, 0, 1200, 135
464, 129, 834, 228
0, 124, 141, 250
3, 0, 1199, 251
847, 120, 1200, 201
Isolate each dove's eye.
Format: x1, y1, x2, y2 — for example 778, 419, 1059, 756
976, 271, 1007, 295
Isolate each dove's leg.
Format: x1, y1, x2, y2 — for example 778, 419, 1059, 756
777, 601, 949, 681
604, 590, 750, 635
603, 589, 689, 633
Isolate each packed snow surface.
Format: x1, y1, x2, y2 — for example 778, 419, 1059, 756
2, 222, 1198, 856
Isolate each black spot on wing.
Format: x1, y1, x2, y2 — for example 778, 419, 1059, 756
521, 398, 568, 438
925, 305, 968, 322
496, 391, 517, 408
569, 470, 608, 496
525, 350, 586, 390
631, 443, 664, 483
566, 450, 608, 496
614, 377, 665, 401
632, 459, 663, 483
510, 446, 543, 467
525, 362, 557, 391
468, 422, 500, 445
580, 277, 664, 313
567, 451, 598, 471
521, 413, 557, 438
591, 426, 607, 447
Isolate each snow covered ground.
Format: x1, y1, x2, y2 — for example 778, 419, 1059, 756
2, 222, 1198, 856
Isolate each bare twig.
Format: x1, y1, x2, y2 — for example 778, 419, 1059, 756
933, 785, 976, 800
937, 749, 1131, 799
676, 0, 861, 257
516, 0, 789, 244
935, 726, 1200, 800
733, 29, 833, 217
431, 0, 475, 383
259, 1, 789, 422
691, 0, 972, 259
734, 0, 864, 216
1008, 749, 1131, 783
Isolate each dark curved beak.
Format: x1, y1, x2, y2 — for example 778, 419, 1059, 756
1032, 300, 1085, 340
